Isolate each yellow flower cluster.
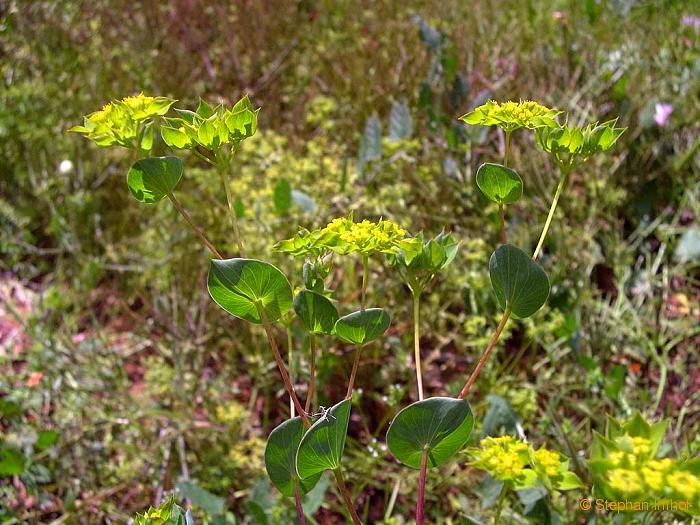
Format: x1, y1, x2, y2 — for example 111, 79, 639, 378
460, 100, 560, 132
604, 436, 700, 503
276, 215, 410, 257
469, 435, 582, 491
322, 217, 407, 254
533, 447, 562, 477
470, 435, 530, 479
71, 93, 175, 148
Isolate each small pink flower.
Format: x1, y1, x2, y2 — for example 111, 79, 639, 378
682, 15, 700, 29
654, 103, 673, 127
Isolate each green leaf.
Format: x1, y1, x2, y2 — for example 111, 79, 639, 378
264, 417, 321, 498
386, 397, 474, 469
207, 258, 293, 324
141, 122, 155, 151
177, 480, 225, 516
296, 399, 351, 479
197, 119, 217, 148
127, 157, 183, 204
0, 444, 25, 476
334, 308, 390, 345
475, 163, 523, 204
196, 98, 215, 119
293, 290, 339, 335
36, 430, 59, 450
273, 178, 292, 215
161, 126, 192, 149
489, 244, 550, 318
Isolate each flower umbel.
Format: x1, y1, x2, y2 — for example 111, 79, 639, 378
460, 100, 561, 132
70, 93, 176, 148
468, 435, 582, 491
275, 214, 410, 257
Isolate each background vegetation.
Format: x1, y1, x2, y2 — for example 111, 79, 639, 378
1, 1, 698, 523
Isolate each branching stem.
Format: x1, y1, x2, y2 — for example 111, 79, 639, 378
412, 291, 424, 401
360, 255, 369, 311
458, 308, 511, 399
346, 345, 363, 399
293, 479, 307, 525
416, 450, 428, 525
333, 468, 362, 525
255, 303, 310, 427
305, 333, 317, 414
216, 149, 245, 257
167, 193, 223, 259
533, 164, 571, 260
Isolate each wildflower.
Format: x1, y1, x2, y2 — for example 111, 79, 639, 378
468, 435, 580, 491
535, 118, 625, 164
653, 103, 673, 127
275, 215, 410, 258
460, 100, 561, 132
682, 15, 700, 29
608, 469, 643, 494
70, 93, 176, 148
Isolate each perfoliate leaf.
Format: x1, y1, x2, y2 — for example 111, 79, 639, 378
489, 244, 550, 318
264, 417, 321, 498
386, 397, 474, 469
475, 163, 523, 204
207, 258, 293, 324
334, 308, 390, 345
293, 290, 339, 335
126, 156, 183, 204
296, 399, 351, 479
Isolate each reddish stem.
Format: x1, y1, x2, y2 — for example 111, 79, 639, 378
293, 480, 307, 525
334, 468, 363, 525
345, 345, 363, 399
256, 303, 311, 427
305, 333, 317, 413
168, 193, 223, 259
416, 450, 428, 525
457, 308, 511, 399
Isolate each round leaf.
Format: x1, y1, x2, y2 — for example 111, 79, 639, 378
489, 244, 550, 318
475, 163, 523, 204
296, 399, 351, 479
293, 290, 339, 335
265, 417, 321, 498
127, 156, 183, 203
386, 397, 474, 469
207, 258, 293, 324
334, 308, 390, 345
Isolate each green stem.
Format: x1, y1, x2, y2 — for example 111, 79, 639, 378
305, 333, 317, 414
255, 303, 310, 427
458, 308, 511, 399
412, 290, 424, 401
217, 148, 245, 257
498, 203, 507, 245
504, 130, 511, 167
533, 164, 571, 260
333, 468, 363, 525
167, 193, 224, 259
494, 484, 508, 525
360, 255, 369, 310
